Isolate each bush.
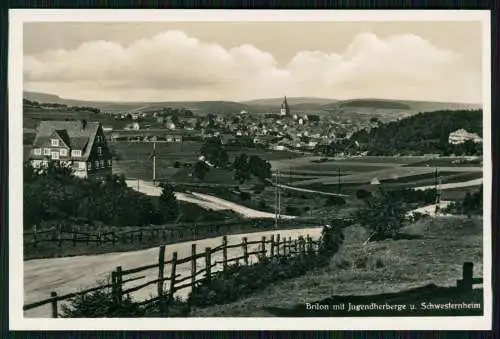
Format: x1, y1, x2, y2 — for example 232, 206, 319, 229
325, 196, 346, 207
60, 285, 145, 318
240, 192, 251, 201
258, 199, 267, 209
189, 223, 346, 308
285, 206, 300, 215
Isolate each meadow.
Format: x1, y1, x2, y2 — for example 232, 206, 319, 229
189, 216, 483, 316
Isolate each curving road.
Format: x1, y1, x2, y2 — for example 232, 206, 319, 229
24, 227, 322, 318
126, 180, 296, 219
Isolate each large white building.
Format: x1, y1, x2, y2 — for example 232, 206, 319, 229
448, 129, 482, 145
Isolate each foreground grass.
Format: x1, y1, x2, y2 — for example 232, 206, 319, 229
189, 216, 483, 316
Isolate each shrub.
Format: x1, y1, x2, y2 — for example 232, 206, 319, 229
60, 284, 144, 318
325, 196, 346, 206
240, 192, 251, 201
258, 199, 267, 209
285, 206, 300, 215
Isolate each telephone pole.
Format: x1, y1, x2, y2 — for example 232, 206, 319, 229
338, 167, 342, 194
434, 167, 441, 215
152, 141, 157, 184
275, 170, 280, 229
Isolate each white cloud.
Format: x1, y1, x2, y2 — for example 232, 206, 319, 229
23, 30, 481, 103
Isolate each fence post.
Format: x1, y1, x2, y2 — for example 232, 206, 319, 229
270, 235, 275, 258
222, 236, 228, 272
288, 237, 292, 255
300, 236, 306, 255
116, 266, 123, 303
276, 234, 280, 256
32, 225, 38, 247
111, 270, 117, 302
205, 247, 212, 281
169, 252, 178, 299
243, 237, 249, 266
307, 235, 313, 254
50, 291, 58, 318
191, 244, 196, 287
460, 262, 474, 292
158, 245, 166, 299
282, 237, 287, 256
261, 236, 266, 257
162, 228, 166, 240
112, 231, 116, 246
139, 230, 143, 242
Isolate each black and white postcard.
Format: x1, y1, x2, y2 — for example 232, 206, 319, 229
8, 9, 492, 330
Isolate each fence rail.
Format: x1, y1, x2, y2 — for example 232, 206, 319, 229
23, 233, 319, 317
24, 218, 321, 250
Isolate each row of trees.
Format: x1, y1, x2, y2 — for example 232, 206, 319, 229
233, 153, 272, 184
23, 99, 101, 114
196, 137, 272, 184
443, 186, 483, 216
316, 110, 483, 156
24, 162, 179, 228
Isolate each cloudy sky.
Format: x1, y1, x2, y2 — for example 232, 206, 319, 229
23, 21, 483, 103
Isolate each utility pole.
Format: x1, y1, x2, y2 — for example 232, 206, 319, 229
278, 170, 281, 222
152, 141, 156, 184
338, 167, 342, 194
434, 167, 441, 215
274, 170, 280, 229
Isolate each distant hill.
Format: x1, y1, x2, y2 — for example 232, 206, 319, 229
23, 91, 482, 119
320, 98, 482, 124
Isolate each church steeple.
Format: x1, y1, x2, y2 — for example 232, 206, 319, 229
280, 95, 290, 116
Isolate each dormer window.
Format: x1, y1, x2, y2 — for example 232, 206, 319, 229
51, 139, 59, 147
71, 150, 82, 157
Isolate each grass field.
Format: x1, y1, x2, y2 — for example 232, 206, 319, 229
190, 216, 483, 316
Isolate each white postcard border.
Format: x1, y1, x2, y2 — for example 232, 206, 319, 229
8, 9, 493, 331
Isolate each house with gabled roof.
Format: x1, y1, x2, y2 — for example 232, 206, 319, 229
29, 120, 112, 180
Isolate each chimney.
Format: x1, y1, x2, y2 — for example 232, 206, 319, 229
81, 119, 87, 130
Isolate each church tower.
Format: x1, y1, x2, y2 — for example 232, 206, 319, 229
280, 96, 290, 116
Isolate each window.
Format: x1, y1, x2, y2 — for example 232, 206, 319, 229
51, 139, 59, 147
60, 149, 68, 156
107, 159, 112, 167
71, 150, 82, 157
97, 147, 103, 155
100, 160, 104, 168
51, 152, 59, 160
95, 161, 99, 169
43, 148, 51, 156
78, 161, 86, 170
34, 148, 42, 155
87, 162, 92, 170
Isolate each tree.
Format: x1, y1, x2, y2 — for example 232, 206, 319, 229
158, 182, 179, 222
356, 189, 372, 200
248, 155, 272, 182
355, 188, 410, 242
200, 137, 229, 168
193, 161, 210, 181
233, 153, 251, 184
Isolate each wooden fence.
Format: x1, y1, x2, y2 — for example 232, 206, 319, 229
24, 219, 320, 249
23, 233, 321, 317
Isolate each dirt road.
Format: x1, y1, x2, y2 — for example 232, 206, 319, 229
126, 180, 295, 218
24, 227, 322, 318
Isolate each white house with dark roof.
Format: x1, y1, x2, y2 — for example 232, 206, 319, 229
29, 120, 112, 180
